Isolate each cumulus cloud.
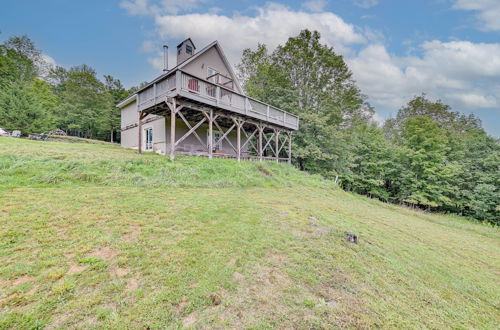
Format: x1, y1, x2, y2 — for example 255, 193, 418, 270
453, 0, 500, 31
302, 0, 327, 12
120, 1, 500, 120
348, 40, 500, 112
153, 3, 366, 65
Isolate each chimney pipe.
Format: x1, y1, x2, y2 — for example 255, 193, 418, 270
163, 44, 168, 72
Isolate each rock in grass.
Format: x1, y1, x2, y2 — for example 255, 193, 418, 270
209, 293, 222, 306
345, 232, 358, 243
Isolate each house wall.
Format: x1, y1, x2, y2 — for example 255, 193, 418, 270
121, 99, 247, 156
181, 46, 242, 93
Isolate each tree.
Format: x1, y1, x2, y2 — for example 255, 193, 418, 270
54, 65, 110, 139
0, 81, 55, 134
238, 29, 373, 176
103, 75, 128, 142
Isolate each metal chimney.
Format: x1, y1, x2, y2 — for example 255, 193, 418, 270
163, 44, 168, 72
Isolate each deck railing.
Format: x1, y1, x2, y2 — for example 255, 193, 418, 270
137, 70, 299, 130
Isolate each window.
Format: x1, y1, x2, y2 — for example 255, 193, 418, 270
145, 127, 153, 150
177, 46, 181, 55
186, 44, 193, 55
207, 67, 218, 81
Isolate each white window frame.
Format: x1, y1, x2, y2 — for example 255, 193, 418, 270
207, 67, 219, 83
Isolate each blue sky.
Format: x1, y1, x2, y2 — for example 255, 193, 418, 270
1, 0, 499, 136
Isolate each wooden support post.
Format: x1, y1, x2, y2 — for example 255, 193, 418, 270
170, 99, 176, 161
275, 129, 280, 163
258, 125, 263, 162
236, 120, 242, 162
208, 109, 213, 159
138, 110, 143, 153
288, 132, 292, 165
164, 116, 168, 155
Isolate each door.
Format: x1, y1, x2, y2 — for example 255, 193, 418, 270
145, 127, 153, 150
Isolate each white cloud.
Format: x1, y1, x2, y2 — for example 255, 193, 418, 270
153, 3, 366, 65
121, 1, 500, 122
302, 0, 327, 12
348, 40, 500, 112
446, 92, 497, 108
453, 0, 500, 31
120, 0, 151, 15
353, 0, 379, 9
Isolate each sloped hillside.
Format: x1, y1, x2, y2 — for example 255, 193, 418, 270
0, 138, 498, 329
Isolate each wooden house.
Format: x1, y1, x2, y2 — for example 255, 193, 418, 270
117, 38, 299, 162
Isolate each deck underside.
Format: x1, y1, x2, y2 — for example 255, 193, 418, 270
138, 95, 293, 163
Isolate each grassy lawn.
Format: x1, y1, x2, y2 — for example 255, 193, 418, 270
0, 138, 499, 329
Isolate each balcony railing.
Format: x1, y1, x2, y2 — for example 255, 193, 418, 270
137, 70, 299, 130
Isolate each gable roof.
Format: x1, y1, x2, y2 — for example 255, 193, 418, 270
117, 40, 244, 107
177, 38, 196, 49
174, 40, 243, 93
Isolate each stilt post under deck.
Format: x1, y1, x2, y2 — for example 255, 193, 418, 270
236, 120, 241, 162
170, 99, 176, 161
138, 110, 143, 153
258, 125, 263, 162
208, 109, 213, 159
288, 132, 292, 165
275, 129, 280, 163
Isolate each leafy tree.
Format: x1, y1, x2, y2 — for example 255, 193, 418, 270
103, 75, 128, 142
0, 81, 54, 134
54, 65, 111, 139
238, 30, 372, 175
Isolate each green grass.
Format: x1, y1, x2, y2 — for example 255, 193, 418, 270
0, 138, 498, 329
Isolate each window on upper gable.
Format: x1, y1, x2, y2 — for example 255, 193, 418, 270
186, 44, 193, 55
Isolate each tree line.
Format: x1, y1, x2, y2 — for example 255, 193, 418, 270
237, 30, 499, 224
0, 33, 498, 223
0, 35, 134, 141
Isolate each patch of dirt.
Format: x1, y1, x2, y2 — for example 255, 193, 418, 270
175, 296, 190, 315
227, 257, 237, 266
56, 227, 69, 239
26, 286, 37, 295
122, 226, 141, 242
13, 276, 35, 286
188, 282, 199, 288
91, 247, 119, 260
67, 264, 87, 275
113, 267, 130, 277
125, 278, 139, 291
182, 312, 197, 328
0, 278, 10, 290
46, 312, 71, 330
208, 293, 221, 306
232, 272, 244, 281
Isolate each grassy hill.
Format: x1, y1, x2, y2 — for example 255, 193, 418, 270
0, 138, 498, 329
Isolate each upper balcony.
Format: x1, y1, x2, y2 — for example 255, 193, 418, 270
137, 70, 299, 131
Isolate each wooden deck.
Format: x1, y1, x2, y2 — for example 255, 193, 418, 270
137, 70, 299, 131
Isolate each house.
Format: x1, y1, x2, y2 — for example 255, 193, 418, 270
117, 38, 299, 163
